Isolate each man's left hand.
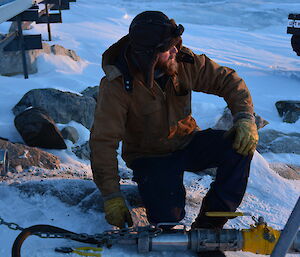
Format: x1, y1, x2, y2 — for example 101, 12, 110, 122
225, 119, 259, 156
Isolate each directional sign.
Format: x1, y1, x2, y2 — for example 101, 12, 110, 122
8, 10, 39, 21
36, 13, 62, 24
3, 34, 42, 51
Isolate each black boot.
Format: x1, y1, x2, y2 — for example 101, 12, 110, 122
191, 214, 227, 229
191, 194, 228, 229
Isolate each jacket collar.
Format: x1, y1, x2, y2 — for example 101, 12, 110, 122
102, 35, 129, 81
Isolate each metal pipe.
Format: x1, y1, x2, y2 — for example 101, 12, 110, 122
0, 149, 9, 176
151, 233, 189, 251
189, 229, 243, 252
271, 197, 300, 257
290, 231, 300, 254
134, 228, 300, 254
44, 1, 52, 41
16, 14, 28, 79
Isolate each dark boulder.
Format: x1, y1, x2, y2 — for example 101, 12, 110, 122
291, 34, 300, 56
213, 107, 269, 130
275, 100, 300, 123
72, 141, 90, 160
14, 107, 67, 149
269, 163, 300, 180
257, 129, 300, 154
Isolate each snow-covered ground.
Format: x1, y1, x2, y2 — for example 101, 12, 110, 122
0, 0, 300, 256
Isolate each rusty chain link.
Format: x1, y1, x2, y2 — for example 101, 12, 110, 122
34, 226, 162, 245
0, 215, 162, 245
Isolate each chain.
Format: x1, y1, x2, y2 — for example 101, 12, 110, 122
0, 216, 24, 231
34, 226, 163, 246
0, 215, 162, 246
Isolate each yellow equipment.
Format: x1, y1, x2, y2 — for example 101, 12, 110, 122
206, 212, 284, 255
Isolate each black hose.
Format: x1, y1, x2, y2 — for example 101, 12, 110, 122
12, 224, 100, 257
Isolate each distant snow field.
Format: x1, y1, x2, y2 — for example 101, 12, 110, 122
0, 0, 300, 256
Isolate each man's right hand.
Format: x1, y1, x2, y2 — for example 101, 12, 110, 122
103, 197, 133, 228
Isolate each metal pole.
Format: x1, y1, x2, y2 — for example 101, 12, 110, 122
0, 149, 9, 176
271, 196, 300, 257
45, 2, 52, 41
16, 14, 29, 79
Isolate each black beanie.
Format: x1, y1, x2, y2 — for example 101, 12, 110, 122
128, 11, 184, 88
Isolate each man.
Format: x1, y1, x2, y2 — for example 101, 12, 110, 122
90, 11, 258, 232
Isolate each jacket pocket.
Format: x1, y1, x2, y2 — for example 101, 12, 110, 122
169, 89, 192, 120
140, 100, 168, 149
141, 100, 163, 115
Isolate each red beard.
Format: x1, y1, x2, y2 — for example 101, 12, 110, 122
156, 56, 178, 76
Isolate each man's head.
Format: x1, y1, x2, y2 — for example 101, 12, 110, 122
128, 11, 184, 86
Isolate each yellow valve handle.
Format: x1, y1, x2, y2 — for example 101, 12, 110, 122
73, 247, 103, 257
205, 212, 251, 217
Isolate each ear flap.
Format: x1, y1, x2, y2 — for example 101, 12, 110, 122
175, 38, 183, 51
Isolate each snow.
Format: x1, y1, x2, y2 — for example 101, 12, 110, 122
0, 0, 300, 256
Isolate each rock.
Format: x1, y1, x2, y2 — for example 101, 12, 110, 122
13, 179, 96, 207
12, 180, 143, 214
81, 86, 99, 101
197, 167, 217, 177
122, 184, 143, 207
131, 207, 149, 227
119, 167, 133, 180
61, 126, 79, 144
72, 141, 90, 160
42, 43, 80, 62
0, 149, 9, 176
0, 48, 39, 76
0, 139, 60, 171
13, 88, 96, 129
78, 189, 103, 212
14, 107, 67, 149
15, 165, 23, 173
78, 184, 143, 212
213, 107, 269, 130
275, 100, 300, 123
269, 163, 300, 180
0, 41, 80, 76
291, 34, 300, 56
257, 129, 300, 154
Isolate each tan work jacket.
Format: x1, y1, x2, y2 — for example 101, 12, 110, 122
90, 37, 253, 197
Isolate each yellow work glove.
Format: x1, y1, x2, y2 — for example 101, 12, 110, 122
103, 197, 133, 228
225, 119, 259, 156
